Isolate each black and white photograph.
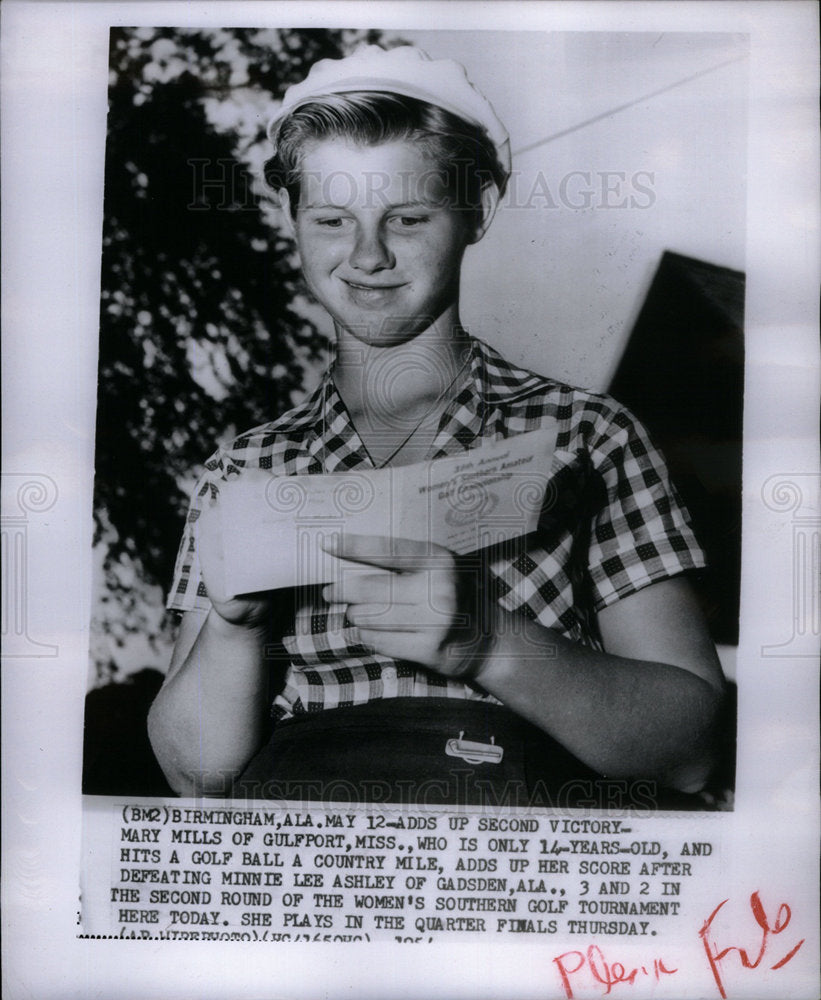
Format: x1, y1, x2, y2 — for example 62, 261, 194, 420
2, 3, 818, 999
83, 27, 743, 810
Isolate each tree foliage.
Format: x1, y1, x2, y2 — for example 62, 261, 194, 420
94, 27, 383, 666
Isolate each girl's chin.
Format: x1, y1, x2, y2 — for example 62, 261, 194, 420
334, 323, 427, 348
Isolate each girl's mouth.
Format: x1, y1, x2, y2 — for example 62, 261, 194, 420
342, 279, 405, 305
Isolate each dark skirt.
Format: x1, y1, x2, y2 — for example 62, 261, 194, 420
233, 698, 696, 810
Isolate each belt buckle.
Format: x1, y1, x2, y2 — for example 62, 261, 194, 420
445, 730, 504, 765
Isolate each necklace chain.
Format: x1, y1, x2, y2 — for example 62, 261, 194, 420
365, 358, 469, 469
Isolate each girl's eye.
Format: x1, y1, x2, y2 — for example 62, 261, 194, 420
392, 215, 429, 228
315, 217, 347, 229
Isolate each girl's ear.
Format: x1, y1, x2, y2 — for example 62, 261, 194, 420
277, 189, 297, 237
466, 183, 501, 245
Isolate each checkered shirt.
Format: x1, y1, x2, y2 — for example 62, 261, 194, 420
168, 336, 706, 720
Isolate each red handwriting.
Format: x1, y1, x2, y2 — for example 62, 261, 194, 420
699, 891, 805, 998
553, 945, 677, 998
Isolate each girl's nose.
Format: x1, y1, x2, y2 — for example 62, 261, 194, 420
349, 225, 394, 273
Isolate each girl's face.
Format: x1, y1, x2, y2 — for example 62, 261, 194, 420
292, 137, 480, 347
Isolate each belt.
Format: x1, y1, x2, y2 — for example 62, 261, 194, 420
231, 698, 694, 810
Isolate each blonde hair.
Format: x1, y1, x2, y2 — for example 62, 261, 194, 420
264, 91, 507, 220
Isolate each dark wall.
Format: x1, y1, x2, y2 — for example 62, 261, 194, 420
609, 251, 745, 645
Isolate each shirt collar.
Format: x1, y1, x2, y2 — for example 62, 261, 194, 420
268, 335, 552, 465
468, 336, 553, 405
431, 336, 554, 458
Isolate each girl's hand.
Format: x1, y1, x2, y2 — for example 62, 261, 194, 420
320, 534, 492, 677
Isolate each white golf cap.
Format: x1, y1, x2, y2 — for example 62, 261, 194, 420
266, 44, 511, 182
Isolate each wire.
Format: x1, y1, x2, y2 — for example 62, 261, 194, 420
512, 53, 749, 158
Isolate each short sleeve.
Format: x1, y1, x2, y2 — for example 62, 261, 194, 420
166, 450, 226, 613
586, 402, 706, 611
